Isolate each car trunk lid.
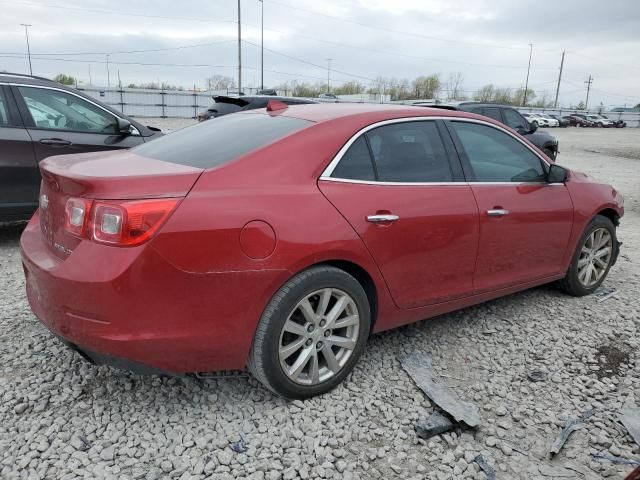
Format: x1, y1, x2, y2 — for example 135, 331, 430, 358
38, 150, 203, 259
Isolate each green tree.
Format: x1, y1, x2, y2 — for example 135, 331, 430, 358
54, 74, 76, 86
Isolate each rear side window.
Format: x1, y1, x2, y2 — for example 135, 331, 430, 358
367, 121, 453, 182
133, 113, 312, 168
330, 121, 454, 183
331, 137, 375, 181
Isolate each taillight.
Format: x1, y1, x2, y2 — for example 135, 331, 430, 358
64, 197, 180, 247
65, 198, 93, 237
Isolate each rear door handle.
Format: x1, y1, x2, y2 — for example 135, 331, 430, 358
487, 209, 510, 217
367, 214, 400, 223
40, 138, 72, 146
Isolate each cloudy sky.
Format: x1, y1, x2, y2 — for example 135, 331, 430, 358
1, 0, 639, 107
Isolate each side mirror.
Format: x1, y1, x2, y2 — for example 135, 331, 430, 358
527, 121, 538, 134
547, 164, 567, 183
117, 118, 132, 135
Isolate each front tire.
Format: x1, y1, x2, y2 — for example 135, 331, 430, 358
558, 215, 618, 296
248, 266, 371, 399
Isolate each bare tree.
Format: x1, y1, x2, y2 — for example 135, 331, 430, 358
412, 75, 441, 99
205, 75, 237, 91
474, 84, 496, 102
445, 72, 465, 100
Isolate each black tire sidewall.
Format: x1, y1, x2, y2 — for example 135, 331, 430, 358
257, 268, 371, 399
565, 216, 617, 296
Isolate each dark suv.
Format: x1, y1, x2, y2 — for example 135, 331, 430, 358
197, 95, 318, 121
0, 73, 163, 221
420, 101, 559, 159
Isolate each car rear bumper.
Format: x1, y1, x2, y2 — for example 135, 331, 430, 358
20, 211, 284, 374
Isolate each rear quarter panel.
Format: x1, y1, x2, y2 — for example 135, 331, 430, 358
149, 121, 401, 355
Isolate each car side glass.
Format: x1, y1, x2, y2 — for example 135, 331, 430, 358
503, 109, 527, 131
451, 121, 546, 183
365, 121, 453, 183
18, 86, 118, 134
0, 90, 9, 125
330, 136, 376, 181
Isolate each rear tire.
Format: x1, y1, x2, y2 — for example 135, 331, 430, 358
248, 266, 371, 399
557, 215, 617, 296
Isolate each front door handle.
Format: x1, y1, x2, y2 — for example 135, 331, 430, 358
40, 138, 72, 146
367, 214, 400, 223
487, 209, 510, 217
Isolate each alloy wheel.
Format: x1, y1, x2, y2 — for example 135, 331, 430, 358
278, 288, 360, 385
577, 227, 613, 287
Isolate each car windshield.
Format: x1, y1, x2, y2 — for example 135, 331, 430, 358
133, 112, 313, 169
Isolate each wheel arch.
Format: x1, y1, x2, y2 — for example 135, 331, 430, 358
596, 208, 620, 227
292, 259, 379, 332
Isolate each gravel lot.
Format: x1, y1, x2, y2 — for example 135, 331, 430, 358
1, 124, 639, 480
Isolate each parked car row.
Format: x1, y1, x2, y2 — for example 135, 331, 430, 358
523, 112, 626, 128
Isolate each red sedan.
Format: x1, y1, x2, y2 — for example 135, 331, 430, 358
21, 103, 624, 399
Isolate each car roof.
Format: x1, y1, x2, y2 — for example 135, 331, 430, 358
0, 72, 60, 86
272, 103, 478, 124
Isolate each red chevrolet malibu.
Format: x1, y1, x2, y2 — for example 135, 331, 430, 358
21, 103, 623, 399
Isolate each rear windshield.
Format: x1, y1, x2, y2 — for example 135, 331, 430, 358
133, 113, 312, 168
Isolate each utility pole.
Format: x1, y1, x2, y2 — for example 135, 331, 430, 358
259, 0, 264, 90
106, 54, 111, 88
237, 0, 242, 94
554, 50, 565, 108
584, 75, 593, 110
88, 64, 92, 85
326, 58, 333, 94
117, 69, 122, 89
522, 43, 533, 106
20, 24, 33, 75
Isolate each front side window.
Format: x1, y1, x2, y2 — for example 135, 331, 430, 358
18, 86, 118, 134
503, 109, 528, 131
451, 121, 546, 183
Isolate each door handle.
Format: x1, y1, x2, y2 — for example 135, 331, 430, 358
40, 138, 72, 146
367, 214, 400, 223
487, 209, 510, 217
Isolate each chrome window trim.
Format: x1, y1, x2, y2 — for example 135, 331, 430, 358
319, 177, 564, 187
320, 115, 552, 183
5, 82, 140, 136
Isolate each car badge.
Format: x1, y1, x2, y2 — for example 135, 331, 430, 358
40, 194, 49, 209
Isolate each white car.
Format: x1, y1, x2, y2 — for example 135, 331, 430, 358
587, 115, 614, 128
523, 113, 549, 127
539, 114, 559, 127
